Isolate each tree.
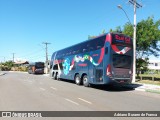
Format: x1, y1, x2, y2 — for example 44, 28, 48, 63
1, 61, 14, 71
88, 29, 106, 39
123, 17, 160, 58
122, 17, 160, 75
136, 58, 149, 76
110, 26, 122, 33
87, 16, 160, 75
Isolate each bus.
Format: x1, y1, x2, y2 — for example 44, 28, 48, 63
50, 32, 133, 86
28, 62, 44, 74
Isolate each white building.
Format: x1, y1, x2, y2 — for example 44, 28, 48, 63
148, 60, 160, 70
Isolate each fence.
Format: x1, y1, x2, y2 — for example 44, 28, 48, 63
136, 76, 160, 81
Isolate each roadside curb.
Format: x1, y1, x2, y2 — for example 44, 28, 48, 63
0, 73, 5, 76
9, 71, 28, 73
145, 89, 160, 94
134, 83, 160, 93
135, 88, 146, 92
43, 74, 49, 77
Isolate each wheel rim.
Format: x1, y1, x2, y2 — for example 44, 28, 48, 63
52, 73, 54, 78
83, 77, 88, 84
83, 75, 89, 87
76, 77, 80, 84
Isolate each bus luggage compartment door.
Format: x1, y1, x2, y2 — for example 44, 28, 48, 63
95, 68, 103, 83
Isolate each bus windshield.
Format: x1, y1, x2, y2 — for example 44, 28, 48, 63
113, 54, 131, 69
35, 63, 44, 68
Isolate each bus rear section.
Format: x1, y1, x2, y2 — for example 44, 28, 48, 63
28, 62, 44, 74
105, 33, 133, 85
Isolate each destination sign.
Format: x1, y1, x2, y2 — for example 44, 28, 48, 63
112, 34, 132, 45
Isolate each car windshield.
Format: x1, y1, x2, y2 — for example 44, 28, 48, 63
35, 63, 44, 68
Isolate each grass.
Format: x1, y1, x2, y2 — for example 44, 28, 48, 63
146, 89, 160, 94
137, 80, 160, 86
136, 74, 160, 86
138, 74, 160, 78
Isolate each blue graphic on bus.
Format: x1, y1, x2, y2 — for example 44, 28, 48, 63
62, 58, 71, 75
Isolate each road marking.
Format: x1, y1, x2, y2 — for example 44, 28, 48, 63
40, 88, 46, 91
65, 98, 79, 105
50, 87, 57, 91
78, 98, 92, 104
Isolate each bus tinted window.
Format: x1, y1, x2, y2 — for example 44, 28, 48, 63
90, 35, 106, 50
96, 36, 105, 49
55, 35, 106, 58
113, 54, 131, 69
81, 41, 90, 53
35, 63, 44, 68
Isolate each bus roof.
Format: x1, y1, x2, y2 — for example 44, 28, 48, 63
53, 33, 108, 53
51, 32, 132, 58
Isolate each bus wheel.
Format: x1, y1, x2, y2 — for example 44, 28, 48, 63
83, 75, 90, 87
54, 72, 58, 80
75, 74, 81, 85
57, 74, 60, 81
52, 72, 55, 79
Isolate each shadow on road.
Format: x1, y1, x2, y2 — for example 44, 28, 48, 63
0, 72, 7, 76
57, 79, 143, 92
91, 84, 143, 92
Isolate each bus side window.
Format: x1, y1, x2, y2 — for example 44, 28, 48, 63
90, 47, 94, 51
77, 50, 80, 54
94, 36, 106, 50
97, 46, 102, 49
72, 51, 76, 54
83, 48, 87, 52
73, 47, 79, 54
90, 41, 96, 51
82, 42, 90, 53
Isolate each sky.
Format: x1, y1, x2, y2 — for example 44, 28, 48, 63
0, 0, 160, 62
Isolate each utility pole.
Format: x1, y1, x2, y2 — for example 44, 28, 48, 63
42, 42, 51, 74
129, 0, 142, 82
12, 53, 15, 63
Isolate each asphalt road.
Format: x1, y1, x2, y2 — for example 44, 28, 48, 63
0, 72, 160, 120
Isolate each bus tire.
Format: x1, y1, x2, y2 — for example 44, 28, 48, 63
75, 74, 81, 85
83, 75, 90, 87
57, 74, 60, 81
54, 72, 58, 80
52, 72, 54, 79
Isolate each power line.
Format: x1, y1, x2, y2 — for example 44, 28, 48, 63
18, 49, 44, 58
129, 0, 142, 8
